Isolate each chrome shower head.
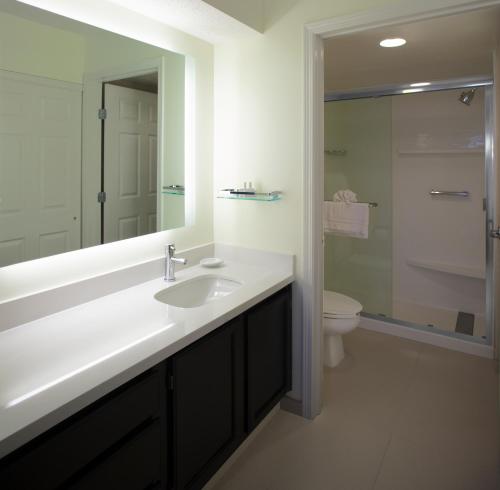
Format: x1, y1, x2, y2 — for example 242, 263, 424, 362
458, 88, 476, 106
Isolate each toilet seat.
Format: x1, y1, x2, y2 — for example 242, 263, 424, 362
323, 291, 362, 319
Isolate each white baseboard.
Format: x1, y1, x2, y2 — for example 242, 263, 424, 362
359, 316, 494, 359
202, 404, 281, 490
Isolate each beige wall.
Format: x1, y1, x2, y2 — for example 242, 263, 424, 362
204, 0, 265, 32
0, 10, 84, 82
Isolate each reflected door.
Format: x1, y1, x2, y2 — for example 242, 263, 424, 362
0, 71, 81, 267
103, 84, 157, 244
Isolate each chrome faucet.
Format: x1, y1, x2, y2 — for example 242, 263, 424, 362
164, 244, 187, 281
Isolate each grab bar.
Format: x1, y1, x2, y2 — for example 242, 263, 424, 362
429, 190, 469, 198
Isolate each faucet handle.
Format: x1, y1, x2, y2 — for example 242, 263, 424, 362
166, 243, 175, 255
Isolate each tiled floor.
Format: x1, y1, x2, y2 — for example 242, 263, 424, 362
212, 329, 499, 490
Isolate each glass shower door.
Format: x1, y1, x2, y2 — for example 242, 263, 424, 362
324, 87, 488, 342
324, 97, 393, 316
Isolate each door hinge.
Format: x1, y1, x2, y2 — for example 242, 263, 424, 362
490, 226, 500, 239
98, 108, 107, 120
97, 191, 106, 203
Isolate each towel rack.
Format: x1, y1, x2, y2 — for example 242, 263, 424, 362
429, 190, 469, 198
325, 200, 378, 208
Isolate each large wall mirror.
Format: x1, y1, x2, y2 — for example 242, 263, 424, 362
0, 1, 186, 268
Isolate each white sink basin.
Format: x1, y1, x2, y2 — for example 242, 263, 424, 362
154, 275, 243, 308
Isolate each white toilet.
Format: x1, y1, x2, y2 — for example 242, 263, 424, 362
323, 290, 362, 367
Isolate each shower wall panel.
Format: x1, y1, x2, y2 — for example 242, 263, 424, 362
392, 88, 486, 330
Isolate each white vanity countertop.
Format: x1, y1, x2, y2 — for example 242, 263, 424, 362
0, 258, 293, 458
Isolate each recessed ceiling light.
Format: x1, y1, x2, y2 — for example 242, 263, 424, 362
379, 38, 407, 48
410, 82, 431, 87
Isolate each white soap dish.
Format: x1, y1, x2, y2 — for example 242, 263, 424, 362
200, 257, 224, 268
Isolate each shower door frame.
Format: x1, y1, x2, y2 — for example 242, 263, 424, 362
303, 0, 500, 420
324, 78, 495, 347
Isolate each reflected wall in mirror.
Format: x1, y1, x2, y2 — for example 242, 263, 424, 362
0, 0, 186, 268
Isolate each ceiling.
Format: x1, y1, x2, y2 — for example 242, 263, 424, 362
324, 6, 500, 93
13, 0, 261, 44
109, 72, 159, 93
100, 0, 261, 43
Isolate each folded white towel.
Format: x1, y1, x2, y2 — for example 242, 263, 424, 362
323, 201, 369, 239
333, 189, 358, 203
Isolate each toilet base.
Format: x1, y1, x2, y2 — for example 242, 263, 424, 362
324, 333, 344, 368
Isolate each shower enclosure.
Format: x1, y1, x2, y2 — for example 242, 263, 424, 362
324, 80, 494, 345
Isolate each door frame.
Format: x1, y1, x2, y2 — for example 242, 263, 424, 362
303, 0, 500, 419
81, 58, 165, 248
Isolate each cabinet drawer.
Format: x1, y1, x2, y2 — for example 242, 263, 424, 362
0, 369, 162, 490
68, 419, 162, 490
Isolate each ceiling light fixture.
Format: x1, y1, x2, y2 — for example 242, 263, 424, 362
410, 82, 431, 87
379, 38, 407, 48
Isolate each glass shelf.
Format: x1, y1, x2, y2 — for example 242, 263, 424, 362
162, 185, 184, 196
162, 190, 185, 196
217, 191, 282, 202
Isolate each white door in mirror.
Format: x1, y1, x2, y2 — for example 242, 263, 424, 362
0, 72, 82, 267
104, 84, 158, 243
200, 257, 224, 268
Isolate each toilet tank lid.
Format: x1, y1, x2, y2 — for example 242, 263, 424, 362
323, 290, 362, 316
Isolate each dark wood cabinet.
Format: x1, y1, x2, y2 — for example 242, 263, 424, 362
0, 367, 167, 490
246, 286, 292, 430
167, 286, 292, 489
0, 285, 292, 490
168, 316, 245, 490
68, 419, 163, 490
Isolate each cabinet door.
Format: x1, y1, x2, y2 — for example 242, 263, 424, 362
246, 286, 292, 430
169, 316, 245, 490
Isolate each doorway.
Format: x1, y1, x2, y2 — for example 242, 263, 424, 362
303, 1, 500, 419
100, 72, 159, 244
